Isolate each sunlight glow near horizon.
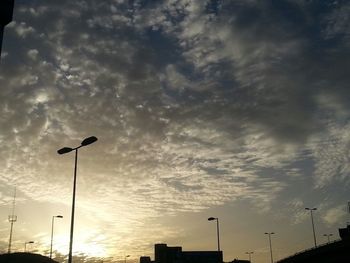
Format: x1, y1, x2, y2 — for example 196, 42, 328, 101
37, 231, 121, 259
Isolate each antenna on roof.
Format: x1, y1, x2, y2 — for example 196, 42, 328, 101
8, 187, 17, 254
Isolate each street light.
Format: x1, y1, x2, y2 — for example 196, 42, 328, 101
50, 215, 63, 259
57, 136, 98, 263
24, 241, 34, 252
305, 207, 317, 247
208, 217, 220, 252
264, 232, 275, 263
125, 255, 130, 263
7, 188, 17, 254
323, 233, 333, 244
245, 251, 254, 262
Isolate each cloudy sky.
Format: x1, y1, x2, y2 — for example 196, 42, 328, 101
1, 0, 350, 262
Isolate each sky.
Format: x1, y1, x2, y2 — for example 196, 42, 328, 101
0, 0, 350, 262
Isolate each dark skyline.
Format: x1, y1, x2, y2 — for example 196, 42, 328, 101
1, 1, 350, 263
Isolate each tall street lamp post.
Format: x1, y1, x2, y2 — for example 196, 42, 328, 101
245, 251, 254, 262
208, 217, 220, 252
50, 215, 63, 259
24, 241, 34, 252
323, 233, 333, 244
305, 207, 317, 247
265, 232, 275, 263
125, 255, 130, 263
57, 136, 98, 263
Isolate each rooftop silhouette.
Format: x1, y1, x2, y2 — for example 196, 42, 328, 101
140, 243, 223, 263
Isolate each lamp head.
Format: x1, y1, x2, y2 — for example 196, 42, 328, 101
305, 207, 317, 210
81, 136, 98, 146
57, 147, 73, 154
56, 215, 63, 218
208, 217, 216, 221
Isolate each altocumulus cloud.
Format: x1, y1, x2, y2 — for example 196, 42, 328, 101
1, 0, 350, 260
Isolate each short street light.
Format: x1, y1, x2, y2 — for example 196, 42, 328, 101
208, 217, 220, 252
125, 255, 130, 263
24, 241, 34, 252
245, 251, 254, 262
305, 207, 317, 247
265, 232, 275, 263
323, 233, 333, 244
50, 215, 63, 259
58, 136, 98, 263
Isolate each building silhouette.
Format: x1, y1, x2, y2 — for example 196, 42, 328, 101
0, 0, 14, 58
140, 244, 223, 263
339, 224, 350, 240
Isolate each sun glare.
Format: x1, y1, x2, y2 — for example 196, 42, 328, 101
51, 232, 108, 259
74, 241, 107, 258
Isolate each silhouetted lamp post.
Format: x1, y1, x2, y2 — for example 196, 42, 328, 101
57, 136, 98, 263
50, 215, 63, 259
264, 232, 274, 263
208, 217, 220, 252
125, 255, 130, 263
7, 188, 17, 254
24, 241, 34, 252
0, 0, 15, 58
245, 251, 254, 262
323, 233, 333, 244
305, 207, 317, 247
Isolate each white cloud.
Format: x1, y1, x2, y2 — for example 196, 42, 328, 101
322, 205, 348, 225
9, 21, 36, 38
27, 49, 39, 60
307, 121, 350, 187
